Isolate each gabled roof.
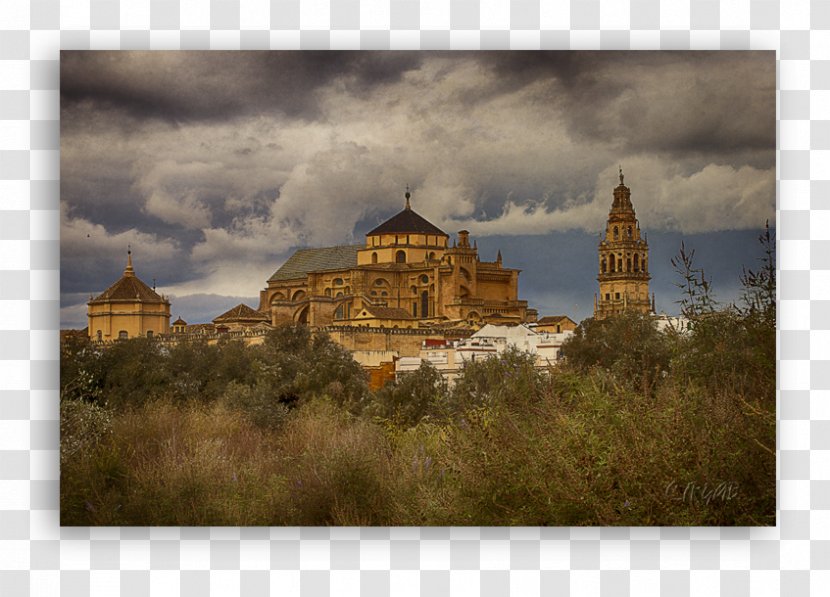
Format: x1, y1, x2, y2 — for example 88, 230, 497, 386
536, 315, 576, 325
268, 245, 362, 282
172, 317, 187, 326
355, 305, 413, 320
367, 207, 448, 237
89, 259, 167, 304
213, 303, 270, 323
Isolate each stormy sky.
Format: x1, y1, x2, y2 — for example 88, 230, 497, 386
60, 51, 775, 327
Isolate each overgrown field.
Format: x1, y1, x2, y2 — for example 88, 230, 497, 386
61, 235, 776, 526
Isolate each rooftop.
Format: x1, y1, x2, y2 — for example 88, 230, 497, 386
366, 202, 448, 237
268, 245, 362, 282
89, 252, 167, 304
213, 303, 270, 323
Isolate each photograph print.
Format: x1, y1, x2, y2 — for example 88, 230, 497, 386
60, 51, 775, 526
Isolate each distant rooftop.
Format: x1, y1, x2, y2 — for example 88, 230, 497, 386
268, 245, 362, 282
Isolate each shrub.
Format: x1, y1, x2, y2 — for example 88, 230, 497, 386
560, 313, 671, 397
451, 346, 546, 412
367, 361, 448, 427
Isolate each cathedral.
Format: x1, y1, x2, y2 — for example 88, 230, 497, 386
258, 190, 535, 329
84, 170, 656, 345
594, 168, 655, 319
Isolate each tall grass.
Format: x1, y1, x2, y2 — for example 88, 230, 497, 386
62, 361, 774, 526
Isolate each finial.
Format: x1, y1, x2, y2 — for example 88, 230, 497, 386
619, 165, 624, 186
124, 245, 135, 276
405, 185, 411, 210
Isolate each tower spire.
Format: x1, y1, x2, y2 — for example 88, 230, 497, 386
405, 185, 411, 210
124, 245, 135, 277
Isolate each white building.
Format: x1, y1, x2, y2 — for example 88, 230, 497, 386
653, 313, 692, 334
458, 324, 573, 366
395, 324, 574, 385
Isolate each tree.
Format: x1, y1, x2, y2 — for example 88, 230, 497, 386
451, 346, 546, 411
249, 324, 368, 410
560, 313, 670, 397
671, 241, 717, 319
739, 221, 776, 323
368, 361, 448, 426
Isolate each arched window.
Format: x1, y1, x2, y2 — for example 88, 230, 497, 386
626, 258, 631, 272
335, 304, 344, 319
118, 331, 128, 339
618, 255, 623, 272
428, 252, 435, 260
634, 254, 639, 271
613, 227, 619, 240
609, 254, 615, 271
396, 250, 406, 263
601, 258, 606, 273
96, 330, 102, 341
325, 288, 332, 297
627, 226, 633, 238
371, 252, 378, 264
146, 331, 153, 338
421, 291, 429, 318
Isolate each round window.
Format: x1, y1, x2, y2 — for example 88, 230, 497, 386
420, 275, 429, 284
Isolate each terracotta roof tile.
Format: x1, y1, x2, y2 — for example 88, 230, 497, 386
89, 272, 166, 304
213, 303, 270, 323
268, 245, 362, 282
367, 207, 447, 237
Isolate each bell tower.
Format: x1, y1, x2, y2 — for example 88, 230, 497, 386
593, 168, 654, 319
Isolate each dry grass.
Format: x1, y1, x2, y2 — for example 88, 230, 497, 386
61, 364, 774, 526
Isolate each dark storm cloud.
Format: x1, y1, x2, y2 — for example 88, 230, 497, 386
477, 51, 775, 159
60, 51, 423, 125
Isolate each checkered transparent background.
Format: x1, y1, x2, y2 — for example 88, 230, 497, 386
0, 0, 826, 595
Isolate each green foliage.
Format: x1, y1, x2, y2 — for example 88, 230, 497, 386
451, 347, 545, 411
221, 381, 290, 430
668, 231, 776, 399
671, 241, 718, 318
367, 362, 448, 426
252, 325, 369, 410
560, 312, 671, 396
60, 335, 105, 402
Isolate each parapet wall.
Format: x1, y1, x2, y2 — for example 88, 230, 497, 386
322, 325, 471, 358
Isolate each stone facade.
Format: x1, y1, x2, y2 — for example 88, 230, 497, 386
259, 191, 533, 329
594, 169, 655, 319
87, 251, 170, 341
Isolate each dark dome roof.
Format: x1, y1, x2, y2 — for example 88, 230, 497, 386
367, 206, 447, 237
89, 272, 166, 304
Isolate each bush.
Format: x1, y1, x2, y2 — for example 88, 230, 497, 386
252, 325, 369, 410
560, 312, 671, 397
366, 361, 448, 427
451, 346, 546, 412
